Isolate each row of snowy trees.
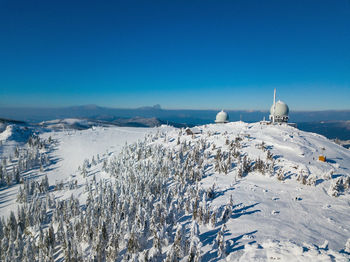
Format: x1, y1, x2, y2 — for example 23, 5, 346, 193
1, 130, 243, 261
17, 175, 50, 203
0, 135, 52, 188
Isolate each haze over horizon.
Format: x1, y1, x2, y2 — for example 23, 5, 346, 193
1, 0, 349, 110
1, 103, 350, 112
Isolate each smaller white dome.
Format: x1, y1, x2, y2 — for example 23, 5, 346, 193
215, 110, 229, 123
270, 100, 289, 117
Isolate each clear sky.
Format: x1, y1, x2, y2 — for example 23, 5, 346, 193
0, 0, 349, 110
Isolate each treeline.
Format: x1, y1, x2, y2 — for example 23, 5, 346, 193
0, 135, 52, 188
0, 130, 244, 261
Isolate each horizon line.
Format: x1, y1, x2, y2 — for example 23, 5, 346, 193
0, 104, 350, 112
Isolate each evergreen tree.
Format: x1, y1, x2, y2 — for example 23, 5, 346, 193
188, 221, 200, 262
149, 232, 162, 261
173, 224, 186, 259
165, 243, 178, 262
216, 224, 226, 259
14, 226, 24, 261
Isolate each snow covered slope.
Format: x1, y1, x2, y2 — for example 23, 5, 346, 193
38, 117, 174, 130
0, 122, 349, 261
0, 123, 33, 157
148, 122, 350, 259
0, 126, 153, 218
40, 126, 155, 184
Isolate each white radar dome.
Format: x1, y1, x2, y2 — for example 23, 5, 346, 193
215, 110, 229, 123
270, 100, 289, 117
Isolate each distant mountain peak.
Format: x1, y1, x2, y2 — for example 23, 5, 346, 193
79, 104, 100, 110
137, 104, 162, 110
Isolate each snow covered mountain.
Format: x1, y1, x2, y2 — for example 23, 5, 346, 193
0, 122, 34, 158
38, 117, 178, 130
0, 122, 349, 261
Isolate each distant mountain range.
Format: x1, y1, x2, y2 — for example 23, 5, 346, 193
0, 105, 350, 140
1, 104, 350, 124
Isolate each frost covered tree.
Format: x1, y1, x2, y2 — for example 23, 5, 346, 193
2, 130, 245, 260
188, 221, 200, 262
149, 232, 163, 261
221, 196, 233, 223
173, 224, 187, 259
216, 224, 227, 259
209, 208, 217, 229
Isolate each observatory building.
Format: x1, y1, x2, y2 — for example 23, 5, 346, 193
215, 110, 229, 123
269, 89, 289, 123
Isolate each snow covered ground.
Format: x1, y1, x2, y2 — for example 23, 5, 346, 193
0, 126, 153, 218
0, 124, 33, 156
40, 126, 154, 184
0, 121, 349, 261
150, 122, 350, 260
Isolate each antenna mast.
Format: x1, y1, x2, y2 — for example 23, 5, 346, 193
273, 88, 276, 123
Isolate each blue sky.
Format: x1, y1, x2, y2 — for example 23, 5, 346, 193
0, 0, 349, 110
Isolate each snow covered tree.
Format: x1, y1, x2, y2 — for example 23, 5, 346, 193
165, 244, 178, 262
173, 224, 187, 259
209, 208, 217, 229
216, 224, 227, 259
23, 237, 35, 262
188, 221, 200, 262
149, 232, 162, 261
221, 197, 233, 223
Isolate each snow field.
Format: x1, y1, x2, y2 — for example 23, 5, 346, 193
0, 122, 349, 261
